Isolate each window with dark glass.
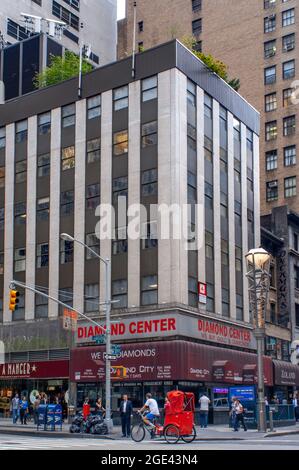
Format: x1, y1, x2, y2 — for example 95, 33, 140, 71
192, 18, 202, 35
85, 233, 100, 260
283, 33, 295, 52
52, 1, 79, 30
284, 145, 296, 166
188, 277, 198, 308
0, 252, 3, 275
15, 120, 28, 143
37, 243, 49, 268
37, 197, 50, 221
283, 115, 296, 136
15, 160, 27, 184
14, 202, 26, 225
86, 183, 100, 210
0, 167, 4, 188
0, 128, 6, 149
84, 284, 99, 313
264, 14, 276, 33
142, 121, 158, 147
61, 190, 74, 216
113, 177, 128, 205
141, 221, 158, 250
38, 112, 51, 135
141, 275, 158, 306
192, 0, 202, 12
35, 294, 48, 319
37, 153, 50, 177
142, 76, 158, 102
87, 138, 100, 163
0, 208, 4, 231
113, 86, 128, 111
14, 247, 26, 272
142, 169, 157, 196
60, 239, 74, 264
283, 60, 295, 79
266, 180, 278, 201
265, 65, 276, 84
87, 95, 101, 119
265, 92, 277, 112
62, 104, 75, 128
296, 303, 299, 326
265, 120, 277, 141
295, 266, 299, 289
264, 0, 276, 8
264, 39, 277, 58
266, 149, 278, 170
282, 8, 295, 27
112, 280, 128, 309
284, 176, 296, 197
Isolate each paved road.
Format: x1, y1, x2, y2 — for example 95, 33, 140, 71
0, 433, 299, 450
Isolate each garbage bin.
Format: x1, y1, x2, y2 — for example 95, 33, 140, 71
47, 404, 56, 431
37, 405, 47, 431
54, 404, 63, 431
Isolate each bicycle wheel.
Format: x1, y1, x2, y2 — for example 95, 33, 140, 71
131, 424, 146, 442
181, 426, 197, 443
164, 424, 180, 444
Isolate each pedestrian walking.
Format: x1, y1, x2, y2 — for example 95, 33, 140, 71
233, 398, 247, 432
198, 393, 210, 429
119, 394, 133, 438
11, 393, 20, 424
20, 395, 29, 425
33, 394, 41, 425
292, 393, 299, 422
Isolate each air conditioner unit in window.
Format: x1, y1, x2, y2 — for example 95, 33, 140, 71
284, 43, 294, 52
268, 14, 276, 20
268, 49, 276, 57
268, 181, 278, 188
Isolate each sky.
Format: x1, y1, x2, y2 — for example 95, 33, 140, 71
117, 0, 126, 20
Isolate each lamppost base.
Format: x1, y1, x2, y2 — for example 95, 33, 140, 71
104, 418, 114, 433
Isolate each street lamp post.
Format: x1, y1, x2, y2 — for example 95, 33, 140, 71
61, 233, 113, 432
246, 248, 271, 433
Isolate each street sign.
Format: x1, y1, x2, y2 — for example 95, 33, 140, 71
111, 345, 121, 355
63, 309, 78, 331
92, 335, 106, 345
103, 353, 117, 360
198, 282, 207, 304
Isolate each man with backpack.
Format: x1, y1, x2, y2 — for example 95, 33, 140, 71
233, 398, 247, 432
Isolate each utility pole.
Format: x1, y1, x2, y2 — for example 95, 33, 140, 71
132, 1, 137, 78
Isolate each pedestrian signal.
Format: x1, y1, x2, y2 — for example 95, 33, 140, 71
9, 290, 20, 312
111, 366, 127, 379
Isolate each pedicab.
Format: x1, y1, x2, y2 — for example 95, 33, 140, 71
131, 391, 197, 444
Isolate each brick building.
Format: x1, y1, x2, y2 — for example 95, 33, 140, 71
118, 0, 299, 215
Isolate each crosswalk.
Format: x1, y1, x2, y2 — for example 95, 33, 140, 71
0, 437, 116, 450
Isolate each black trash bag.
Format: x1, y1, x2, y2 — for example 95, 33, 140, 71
92, 423, 108, 435
69, 424, 81, 433
72, 414, 84, 426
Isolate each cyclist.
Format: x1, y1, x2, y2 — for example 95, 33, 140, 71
139, 393, 160, 430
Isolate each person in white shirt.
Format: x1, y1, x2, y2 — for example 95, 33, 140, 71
198, 393, 210, 429
293, 393, 299, 422
139, 393, 160, 428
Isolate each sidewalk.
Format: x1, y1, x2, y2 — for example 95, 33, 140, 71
0, 419, 298, 440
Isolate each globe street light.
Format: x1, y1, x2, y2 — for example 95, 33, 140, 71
61, 233, 113, 432
246, 248, 271, 433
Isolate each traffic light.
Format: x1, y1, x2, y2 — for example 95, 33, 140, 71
112, 366, 127, 379
9, 289, 20, 312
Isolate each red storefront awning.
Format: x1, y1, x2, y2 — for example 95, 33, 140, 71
273, 360, 299, 386
70, 340, 273, 385
0, 360, 69, 380
242, 364, 257, 384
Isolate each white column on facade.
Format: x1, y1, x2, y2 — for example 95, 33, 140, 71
48, 108, 61, 318
128, 81, 141, 307
253, 133, 261, 248
73, 100, 86, 314
25, 116, 37, 320
213, 100, 221, 315
196, 87, 205, 285
3, 124, 15, 323
158, 69, 188, 305
228, 113, 236, 319
241, 123, 249, 323
99, 91, 112, 304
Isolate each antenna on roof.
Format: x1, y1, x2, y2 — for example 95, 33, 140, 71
132, 1, 137, 79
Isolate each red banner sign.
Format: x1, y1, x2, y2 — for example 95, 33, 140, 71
0, 360, 69, 380
70, 340, 273, 385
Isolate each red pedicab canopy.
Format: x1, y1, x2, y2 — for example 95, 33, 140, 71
166, 391, 195, 414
